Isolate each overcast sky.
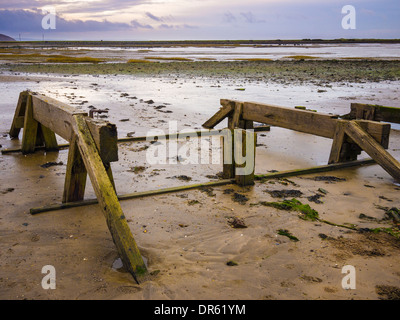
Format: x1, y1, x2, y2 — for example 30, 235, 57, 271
0, 0, 399, 40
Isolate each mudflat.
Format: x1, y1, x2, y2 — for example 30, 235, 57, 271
0, 44, 400, 300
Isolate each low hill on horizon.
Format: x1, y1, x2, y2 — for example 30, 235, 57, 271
0, 34, 16, 41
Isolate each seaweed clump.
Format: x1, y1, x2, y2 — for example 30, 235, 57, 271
258, 198, 319, 221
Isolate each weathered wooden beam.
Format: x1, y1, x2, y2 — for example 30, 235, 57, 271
350, 103, 400, 124
2, 127, 271, 155
30, 93, 87, 142
211, 100, 392, 143
71, 114, 147, 282
9, 91, 29, 138
62, 135, 87, 203
242, 100, 338, 138
27, 93, 118, 161
30, 158, 377, 215
21, 95, 39, 154
30, 179, 236, 215
202, 99, 234, 129
343, 121, 400, 181
255, 158, 376, 180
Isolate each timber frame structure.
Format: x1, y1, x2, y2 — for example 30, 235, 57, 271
203, 99, 400, 183
9, 91, 147, 283
5, 91, 400, 283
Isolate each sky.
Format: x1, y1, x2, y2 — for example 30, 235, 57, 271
0, 0, 399, 41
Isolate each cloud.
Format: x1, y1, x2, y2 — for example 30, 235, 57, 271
223, 11, 236, 23
181, 24, 198, 29
159, 24, 174, 29
240, 11, 265, 23
130, 19, 153, 29
145, 12, 163, 22
0, 9, 132, 33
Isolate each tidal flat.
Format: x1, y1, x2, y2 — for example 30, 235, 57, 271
1, 42, 400, 300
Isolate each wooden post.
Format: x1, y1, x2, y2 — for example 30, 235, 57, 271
63, 135, 87, 203
72, 114, 147, 281
21, 95, 39, 154
221, 129, 235, 179
234, 129, 256, 186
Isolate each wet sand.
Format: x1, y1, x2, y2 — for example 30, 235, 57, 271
0, 56, 400, 300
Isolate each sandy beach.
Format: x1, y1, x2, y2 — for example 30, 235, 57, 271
0, 43, 400, 300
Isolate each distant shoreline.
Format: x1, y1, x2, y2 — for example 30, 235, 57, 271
1, 39, 400, 48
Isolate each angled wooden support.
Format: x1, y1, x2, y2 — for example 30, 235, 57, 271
329, 120, 391, 164
343, 121, 400, 181
21, 95, 39, 154
63, 134, 87, 203
202, 99, 235, 129
72, 114, 147, 282
38, 124, 59, 151
10, 91, 29, 138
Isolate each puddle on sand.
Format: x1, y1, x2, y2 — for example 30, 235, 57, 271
112, 256, 148, 273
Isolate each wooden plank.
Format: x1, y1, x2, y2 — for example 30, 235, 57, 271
202, 99, 234, 129
350, 103, 400, 124
242, 101, 338, 138
9, 91, 29, 138
231, 100, 391, 142
71, 114, 147, 282
62, 135, 87, 203
21, 95, 39, 154
344, 121, 400, 181
235, 129, 256, 186
30, 93, 87, 142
